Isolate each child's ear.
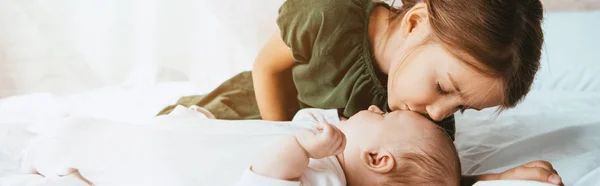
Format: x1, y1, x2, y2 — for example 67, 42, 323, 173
360, 149, 395, 174
399, 2, 430, 37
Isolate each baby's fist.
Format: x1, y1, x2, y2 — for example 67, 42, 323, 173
296, 121, 346, 159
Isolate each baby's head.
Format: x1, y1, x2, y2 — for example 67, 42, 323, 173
336, 106, 460, 186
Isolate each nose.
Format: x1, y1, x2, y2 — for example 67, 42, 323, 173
425, 106, 450, 122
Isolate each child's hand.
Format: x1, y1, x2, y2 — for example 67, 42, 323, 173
486, 160, 563, 185
296, 121, 346, 159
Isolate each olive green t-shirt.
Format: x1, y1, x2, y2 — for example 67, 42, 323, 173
277, 0, 387, 117
277, 0, 455, 137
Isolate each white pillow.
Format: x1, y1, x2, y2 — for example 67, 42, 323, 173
533, 10, 600, 92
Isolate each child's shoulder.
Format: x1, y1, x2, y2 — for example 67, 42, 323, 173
279, 0, 373, 14
277, 0, 375, 57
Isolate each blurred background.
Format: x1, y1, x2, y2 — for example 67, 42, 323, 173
0, 1, 599, 185
0, 0, 599, 98
0, 0, 284, 97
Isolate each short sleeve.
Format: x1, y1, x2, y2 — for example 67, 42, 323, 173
236, 168, 301, 186
300, 157, 346, 185
291, 108, 341, 125
276, 0, 324, 63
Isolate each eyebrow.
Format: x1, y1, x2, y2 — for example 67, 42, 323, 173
447, 73, 483, 111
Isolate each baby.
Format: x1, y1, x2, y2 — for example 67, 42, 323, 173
240, 105, 461, 186
20, 106, 459, 186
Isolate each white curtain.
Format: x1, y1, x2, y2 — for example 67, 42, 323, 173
0, 0, 284, 97
2, 0, 599, 98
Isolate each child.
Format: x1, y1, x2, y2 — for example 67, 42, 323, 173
157, 0, 561, 183
21, 107, 459, 186
241, 106, 460, 185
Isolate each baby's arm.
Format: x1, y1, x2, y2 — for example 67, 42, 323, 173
251, 136, 311, 180
251, 122, 346, 181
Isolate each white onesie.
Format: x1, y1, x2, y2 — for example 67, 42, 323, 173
236, 108, 346, 186
20, 108, 346, 186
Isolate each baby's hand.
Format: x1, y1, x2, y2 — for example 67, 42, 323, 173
296, 121, 346, 159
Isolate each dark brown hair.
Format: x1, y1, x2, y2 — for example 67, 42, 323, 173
390, 0, 545, 108
382, 127, 461, 186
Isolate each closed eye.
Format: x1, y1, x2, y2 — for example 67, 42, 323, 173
436, 81, 450, 95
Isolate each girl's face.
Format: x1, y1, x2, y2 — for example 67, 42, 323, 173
387, 43, 504, 121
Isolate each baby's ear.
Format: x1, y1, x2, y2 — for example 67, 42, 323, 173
360, 149, 395, 174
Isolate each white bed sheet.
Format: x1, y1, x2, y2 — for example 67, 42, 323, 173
455, 91, 600, 185
0, 82, 204, 186
1, 87, 599, 186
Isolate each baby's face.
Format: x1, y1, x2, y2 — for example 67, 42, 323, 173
337, 109, 439, 153
336, 108, 449, 184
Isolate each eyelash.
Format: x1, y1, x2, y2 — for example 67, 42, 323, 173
436, 82, 450, 95
436, 82, 469, 113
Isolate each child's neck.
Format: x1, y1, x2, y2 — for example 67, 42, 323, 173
368, 6, 403, 75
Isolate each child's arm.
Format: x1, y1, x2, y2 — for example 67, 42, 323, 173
252, 30, 297, 121
251, 122, 346, 181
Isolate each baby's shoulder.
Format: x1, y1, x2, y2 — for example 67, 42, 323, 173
301, 156, 346, 186
292, 109, 340, 124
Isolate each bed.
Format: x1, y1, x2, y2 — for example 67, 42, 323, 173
1, 0, 599, 185
1, 88, 599, 186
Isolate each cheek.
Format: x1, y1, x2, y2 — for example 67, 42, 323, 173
340, 128, 365, 153
341, 121, 377, 141
388, 63, 439, 107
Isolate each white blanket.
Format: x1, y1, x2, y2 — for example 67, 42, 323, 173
17, 108, 346, 186
1, 90, 599, 186
455, 91, 600, 185
20, 116, 303, 186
